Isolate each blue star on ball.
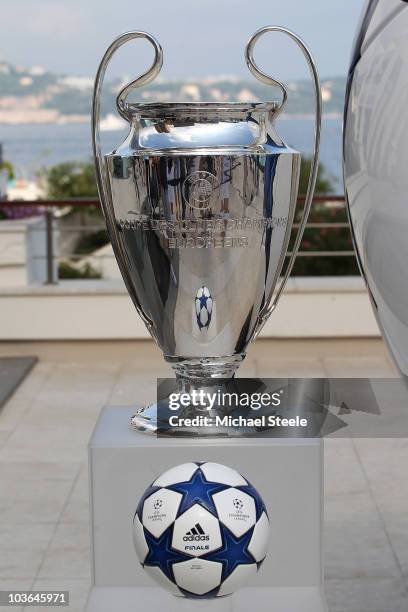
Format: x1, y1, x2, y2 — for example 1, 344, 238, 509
203, 524, 256, 581
166, 468, 227, 516
143, 525, 192, 582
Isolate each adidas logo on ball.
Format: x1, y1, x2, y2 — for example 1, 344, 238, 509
183, 523, 210, 542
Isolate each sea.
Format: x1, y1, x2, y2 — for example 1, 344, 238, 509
0, 117, 343, 191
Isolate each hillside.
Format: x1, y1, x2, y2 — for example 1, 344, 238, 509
0, 61, 345, 123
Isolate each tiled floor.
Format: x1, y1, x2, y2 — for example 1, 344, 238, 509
0, 339, 407, 611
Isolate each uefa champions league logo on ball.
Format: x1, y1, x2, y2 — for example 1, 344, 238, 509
133, 462, 270, 598
145, 497, 168, 524
233, 498, 244, 511
229, 496, 251, 522
195, 286, 213, 331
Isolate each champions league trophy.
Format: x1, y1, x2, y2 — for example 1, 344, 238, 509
92, 27, 322, 435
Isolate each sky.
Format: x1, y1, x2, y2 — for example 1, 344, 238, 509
0, 0, 366, 81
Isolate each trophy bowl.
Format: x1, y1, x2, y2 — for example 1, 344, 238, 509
92, 27, 321, 435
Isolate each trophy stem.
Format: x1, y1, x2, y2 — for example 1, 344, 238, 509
130, 355, 247, 436
168, 354, 245, 381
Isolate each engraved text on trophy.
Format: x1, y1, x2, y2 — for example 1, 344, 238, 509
118, 216, 288, 249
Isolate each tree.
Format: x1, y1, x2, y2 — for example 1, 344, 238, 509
298, 157, 335, 195
0, 160, 15, 180
45, 161, 98, 198
290, 159, 358, 276
44, 161, 106, 279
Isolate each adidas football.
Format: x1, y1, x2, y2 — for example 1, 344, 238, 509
133, 461, 270, 598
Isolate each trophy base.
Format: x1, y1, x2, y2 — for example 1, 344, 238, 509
131, 368, 263, 437
88, 406, 326, 611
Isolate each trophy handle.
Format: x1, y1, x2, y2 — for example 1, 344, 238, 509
116, 32, 163, 120
92, 32, 163, 337
245, 26, 322, 335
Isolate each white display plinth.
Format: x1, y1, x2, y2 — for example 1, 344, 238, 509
86, 406, 327, 611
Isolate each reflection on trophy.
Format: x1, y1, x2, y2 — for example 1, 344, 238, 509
92, 27, 322, 435
344, 0, 408, 377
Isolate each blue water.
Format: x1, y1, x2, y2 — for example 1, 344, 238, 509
0, 117, 343, 191
280, 117, 342, 191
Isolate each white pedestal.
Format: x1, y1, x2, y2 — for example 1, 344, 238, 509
86, 406, 327, 611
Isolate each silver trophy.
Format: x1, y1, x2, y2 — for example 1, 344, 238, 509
92, 27, 321, 435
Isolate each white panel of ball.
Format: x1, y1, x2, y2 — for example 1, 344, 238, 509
213, 487, 256, 537
200, 462, 248, 486
153, 462, 198, 487
133, 514, 148, 563
173, 559, 223, 596
248, 512, 270, 562
217, 564, 258, 597
142, 489, 182, 538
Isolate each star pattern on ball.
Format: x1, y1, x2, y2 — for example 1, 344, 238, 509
143, 525, 192, 582
195, 287, 213, 330
166, 468, 227, 515
203, 523, 255, 581
178, 586, 221, 599
197, 294, 209, 310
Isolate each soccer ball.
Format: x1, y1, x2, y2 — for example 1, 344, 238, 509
133, 461, 270, 598
195, 286, 213, 330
